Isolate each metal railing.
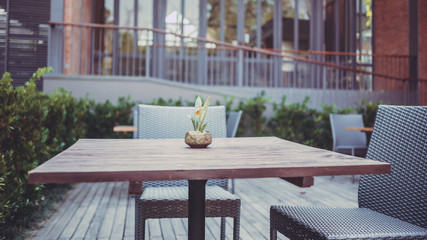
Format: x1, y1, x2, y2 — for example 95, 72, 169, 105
48, 21, 424, 100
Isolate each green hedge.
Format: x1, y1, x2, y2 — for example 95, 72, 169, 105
0, 68, 137, 239
0, 68, 76, 238
0, 68, 381, 239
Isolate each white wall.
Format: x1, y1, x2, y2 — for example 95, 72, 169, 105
43, 75, 410, 114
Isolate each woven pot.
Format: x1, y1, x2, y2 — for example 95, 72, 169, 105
185, 131, 212, 148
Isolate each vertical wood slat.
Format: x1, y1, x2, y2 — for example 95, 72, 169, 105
2, 0, 50, 89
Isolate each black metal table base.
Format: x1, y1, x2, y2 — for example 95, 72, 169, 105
188, 179, 207, 240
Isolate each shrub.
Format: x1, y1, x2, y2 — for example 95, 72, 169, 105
0, 68, 55, 238
84, 96, 137, 139
355, 99, 382, 128
0, 68, 137, 239
268, 96, 319, 146
236, 91, 270, 136
148, 97, 185, 106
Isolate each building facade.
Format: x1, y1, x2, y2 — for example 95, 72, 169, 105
1, 0, 425, 106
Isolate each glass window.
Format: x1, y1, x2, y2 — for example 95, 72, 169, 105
119, 1, 134, 26
119, 1, 135, 55
296, 0, 310, 51
137, 0, 153, 28
295, 0, 310, 20
184, 0, 199, 39
207, 0, 221, 41
104, 0, 114, 24
102, 0, 115, 75
260, 0, 274, 48
207, 0, 238, 44
224, 0, 238, 44
282, 0, 293, 18
165, 0, 182, 46
137, 0, 153, 47
244, 0, 257, 46
357, 0, 372, 55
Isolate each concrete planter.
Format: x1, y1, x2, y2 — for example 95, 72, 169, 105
185, 131, 212, 148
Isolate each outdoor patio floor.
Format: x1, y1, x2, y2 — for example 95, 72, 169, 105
26, 176, 359, 240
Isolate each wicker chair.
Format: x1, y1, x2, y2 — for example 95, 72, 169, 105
226, 110, 242, 193
226, 110, 243, 138
329, 113, 367, 156
270, 105, 427, 240
135, 104, 240, 240
330, 113, 368, 182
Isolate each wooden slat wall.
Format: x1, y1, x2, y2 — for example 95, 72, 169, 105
0, 0, 7, 73
0, 0, 50, 90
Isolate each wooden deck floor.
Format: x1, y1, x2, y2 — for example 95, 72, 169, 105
26, 176, 359, 240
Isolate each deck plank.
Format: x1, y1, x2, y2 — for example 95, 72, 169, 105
98, 182, 123, 239
110, 182, 130, 239
30, 183, 85, 240
27, 176, 358, 240
124, 194, 136, 239
71, 182, 107, 240
40, 183, 92, 239
60, 182, 100, 239
84, 182, 115, 239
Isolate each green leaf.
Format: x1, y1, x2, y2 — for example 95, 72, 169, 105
198, 96, 211, 130
200, 123, 208, 132
195, 96, 202, 109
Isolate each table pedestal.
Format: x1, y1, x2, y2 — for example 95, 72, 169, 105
188, 180, 207, 240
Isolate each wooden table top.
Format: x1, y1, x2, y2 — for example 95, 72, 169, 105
345, 127, 373, 132
28, 137, 390, 184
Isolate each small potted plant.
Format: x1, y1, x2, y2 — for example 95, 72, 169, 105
185, 95, 212, 148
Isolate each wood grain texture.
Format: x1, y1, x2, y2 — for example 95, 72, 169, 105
28, 137, 390, 184
344, 127, 373, 132
113, 125, 137, 133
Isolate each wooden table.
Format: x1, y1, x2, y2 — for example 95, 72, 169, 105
28, 137, 390, 240
345, 127, 373, 132
113, 125, 137, 133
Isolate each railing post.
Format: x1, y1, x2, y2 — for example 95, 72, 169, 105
145, 31, 150, 78
49, 0, 64, 74
237, 49, 243, 87
4, 0, 10, 73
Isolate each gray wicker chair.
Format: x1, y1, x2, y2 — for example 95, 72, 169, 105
226, 110, 243, 193
226, 110, 243, 138
330, 113, 368, 183
329, 113, 367, 156
270, 105, 427, 240
135, 104, 240, 240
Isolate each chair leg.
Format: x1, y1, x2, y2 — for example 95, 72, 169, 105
220, 217, 226, 240
231, 179, 235, 193
233, 216, 240, 240
270, 227, 277, 240
141, 219, 146, 240
351, 148, 355, 183
135, 195, 145, 240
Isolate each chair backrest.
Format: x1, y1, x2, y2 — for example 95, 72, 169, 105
137, 104, 228, 189
329, 113, 367, 151
226, 110, 242, 138
137, 104, 226, 139
133, 109, 138, 139
358, 105, 426, 228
